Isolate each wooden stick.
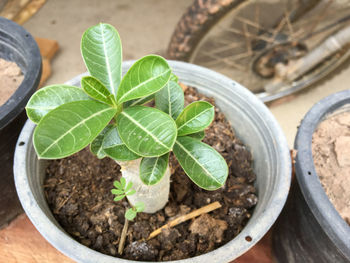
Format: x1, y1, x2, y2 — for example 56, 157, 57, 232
118, 219, 129, 255
147, 201, 221, 240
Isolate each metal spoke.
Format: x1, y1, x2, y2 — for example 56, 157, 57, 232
198, 50, 247, 70
242, 22, 253, 55
223, 26, 275, 43
305, 0, 334, 38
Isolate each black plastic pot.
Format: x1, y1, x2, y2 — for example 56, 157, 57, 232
0, 17, 41, 228
272, 90, 350, 262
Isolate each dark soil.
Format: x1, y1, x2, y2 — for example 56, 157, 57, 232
44, 86, 258, 261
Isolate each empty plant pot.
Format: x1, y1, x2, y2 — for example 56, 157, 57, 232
272, 90, 350, 263
0, 17, 41, 228
14, 61, 291, 262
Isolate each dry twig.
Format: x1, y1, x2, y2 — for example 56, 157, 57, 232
118, 219, 129, 255
147, 201, 222, 240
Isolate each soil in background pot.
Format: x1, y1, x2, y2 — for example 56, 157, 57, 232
44, 87, 258, 261
0, 58, 24, 106
312, 110, 350, 225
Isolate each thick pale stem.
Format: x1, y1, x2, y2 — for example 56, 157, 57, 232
118, 159, 170, 213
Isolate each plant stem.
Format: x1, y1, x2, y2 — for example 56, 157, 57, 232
118, 218, 129, 255
119, 159, 170, 213
147, 201, 222, 240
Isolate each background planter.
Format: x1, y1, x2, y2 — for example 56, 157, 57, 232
14, 61, 291, 263
273, 90, 350, 262
0, 17, 41, 228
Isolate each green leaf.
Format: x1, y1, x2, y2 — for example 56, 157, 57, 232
81, 23, 122, 96
170, 73, 178, 82
124, 94, 154, 108
113, 180, 122, 190
176, 101, 214, 136
126, 189, 136, 196
33, 100, 117, 159
135, 202, 145, 212
140, 153, 169, 185
116, 106, 177, 157
173, 136, 228, 190
120, 177, 126, 189
114, 195, 125, 201
125, 181, 133, 192
81, 76, 114, 105
111, 189, 125, 195
187, 130, 205, 141
102, 125, 140, 161
116, 55, 171, 103
26, 85, 90, 124
125, 208, 137, 221
90, 124, 113, 159
155, 80, 184, 120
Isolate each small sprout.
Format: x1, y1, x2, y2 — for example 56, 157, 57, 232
125, 202, 145, 221
125, 208, 137, 221
111, 178, 137, 201
134, 202, 145, 212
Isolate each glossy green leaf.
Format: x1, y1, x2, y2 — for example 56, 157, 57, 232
155, 80, 184, 119
125, 208, 137, 220
124, 94, 154, 108
135, 202, 144, 212
81, 76, 114, 105
26, 85, 90, 124
90, 124, 113, 159
176, 101, 214, 136
173, 136, 228, 190
187, 130, 205, 140
81, 23, 122, 96
116, 55, 171, 103
102, 125, 140, 161
33, 100, 117, 159
140, 153, 169, 185
116, 106, 177, 157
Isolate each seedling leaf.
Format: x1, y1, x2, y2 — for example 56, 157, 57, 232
90, 124, 113, 159
114, 195, 125, 201
81, 23, 122, 96
26, 85, 90, 123
135, 202, 145, 212
126, 189, 136, 196
102, 125, 140, 161
139, 153, 169, 185
176, 101, 214, 136
81, 76, 114, 105
33, 100, 117, 159
155, 80, 184, 120
125, 208, 137, 221
116, 106, 177, 157
173, 136, 228, 190
116, 55, 171, 103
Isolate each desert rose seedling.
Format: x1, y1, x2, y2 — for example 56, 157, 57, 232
26, 23, 228, 213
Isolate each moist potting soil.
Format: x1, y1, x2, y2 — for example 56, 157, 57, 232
44, 86, 258, 261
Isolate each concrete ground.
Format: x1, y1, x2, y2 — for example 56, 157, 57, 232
23, 0, 350, 147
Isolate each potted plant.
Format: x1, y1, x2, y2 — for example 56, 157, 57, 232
0, 17, 42, 228
14, 23, 291, 262
272, 90, 350, 263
